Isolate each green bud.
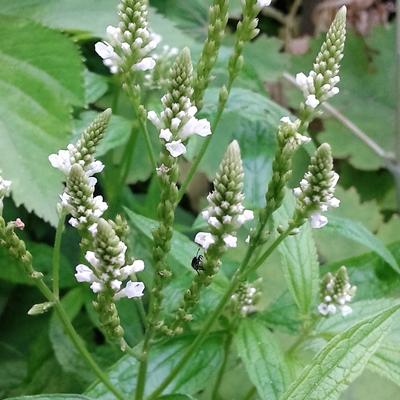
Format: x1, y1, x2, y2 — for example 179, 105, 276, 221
28, 302, 54, 315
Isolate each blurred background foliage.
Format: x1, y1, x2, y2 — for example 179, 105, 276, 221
0, 0, 399, 398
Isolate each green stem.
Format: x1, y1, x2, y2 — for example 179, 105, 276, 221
52, 213, 65, 299
33, 279, 126, 400
211, 332, 233, 400
177, 88, 228, 202
134, 329, 152, 400
147, 229, 289, 400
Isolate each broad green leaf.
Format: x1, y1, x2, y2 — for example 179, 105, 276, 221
86, 334, 224, 398
260, 290, 301, 334
49, 288, 94, 384
274, 192, 319, 316
0, 343, 27, 393
0, 15, 84, 225
324, 216, 400, 274
236, 319, 289, 400
367, 341, 400, 387
0, 242, 74, 287
281, 304, 400, 400
84, 70, 108, 105
5, 396, 93, 400
157, 396, 196, 400
0, 0, 193, 48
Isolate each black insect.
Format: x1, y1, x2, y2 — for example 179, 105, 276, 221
191, 248, 204, 273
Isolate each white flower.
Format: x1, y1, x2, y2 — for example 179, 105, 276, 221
120, 260, 145, 278
256, 0, 271, 8
237, 209, 254, 225
310, 212, 328, 229
223, 234, 237, 248
75, 264, 95, 283
195, 232, 216, 250
340, 305, 353, 316
166, 140, 186, 158
159, 128, 172, 142
88, 223, 98, 236
295, 72, 309, 91
48, 150, 72, 175
147, 111, 161, 128
180, 117, 212, 140
90, 281, 103, 293
305, 95, 320, 109
115, 281, 145, 299
95, 41, 120, 74
85, 251, 101, 269
92, 196, 108, 217
85, 160, 104, 176
294, 133, 311, 145
134, 57, 156, 71
0, 176, 11, 197
110, 279, 122, 291
208, 216, 222, 229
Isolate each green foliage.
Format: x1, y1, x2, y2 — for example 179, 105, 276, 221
236, 319, 289, 399
0, 15, 84, 225
281, 304, 400, 400
86, 334, 224, 398
274, 193, 319, 316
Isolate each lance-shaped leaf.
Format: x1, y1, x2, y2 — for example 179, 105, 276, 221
281, 304, 400, 400
274, 192, 319, 316
236, 319, 289, 400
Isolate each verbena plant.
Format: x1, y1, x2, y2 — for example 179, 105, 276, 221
0, 1, 399, 400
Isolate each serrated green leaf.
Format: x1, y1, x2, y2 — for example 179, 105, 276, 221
274, 192, 319, 316
86, 334, 223, 398
0, 15, 84, 225
236, 319, 289, 400
281, 304, 400, 400
84, 70, 108, 105
324, 216, 400, 274
367, 341, 400, 387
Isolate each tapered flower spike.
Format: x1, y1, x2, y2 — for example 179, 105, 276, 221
78, 218, 145, 348
318, 266, 356, 317
295, 6, 346, 121
148, 48, 212, 159
193, 0, 229, 110
49, 109, 111, 177
95, 0, 159, 76
230, 279, 262, 317
165, 141, 253, 335
293, 143, 340, 229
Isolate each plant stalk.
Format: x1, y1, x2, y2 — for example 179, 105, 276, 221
52, 212, 65, 299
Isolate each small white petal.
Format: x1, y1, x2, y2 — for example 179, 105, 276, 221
48, 150, 71, 175
310, 212, 328, 229
85, 160, 104, 176
110, 279, 122, 291
85, 251, 100, 269
90, 281, 103, 293
147, 111, 161, 128
75, 264, 95, 283
340, 305, 352, 316
318, 303, 329, 316
208, 216, 222, 229
159, 128, 172, 142
237, 210, 254, 225
165, 140, 186, 158
88, 223, 98, 236
95, 41, 115, 59
134, 57, 156, 71
223, 234, 237, 248
257, 0, 271, 8
116, 281, 145, 299
305, 95, 320, 109
194, 232, 216, 250
180, 117, 212, 140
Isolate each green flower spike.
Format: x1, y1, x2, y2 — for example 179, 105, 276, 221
292, 143, 340, 229
168, 141, 253, 334
193, 0, 229, 110
295, 6, 347, 122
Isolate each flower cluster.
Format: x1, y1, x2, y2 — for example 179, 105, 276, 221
75, 218, 145, 299
148, 48, 212, 159
230, 280, 261, 317
95, 0, 160, 75
318, 266, 357, 317
0, 172, 11, 213
195, 140, 253, 251
49, 110, 111, 230
293, 143, 340, 229
295, 6, 346, 110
